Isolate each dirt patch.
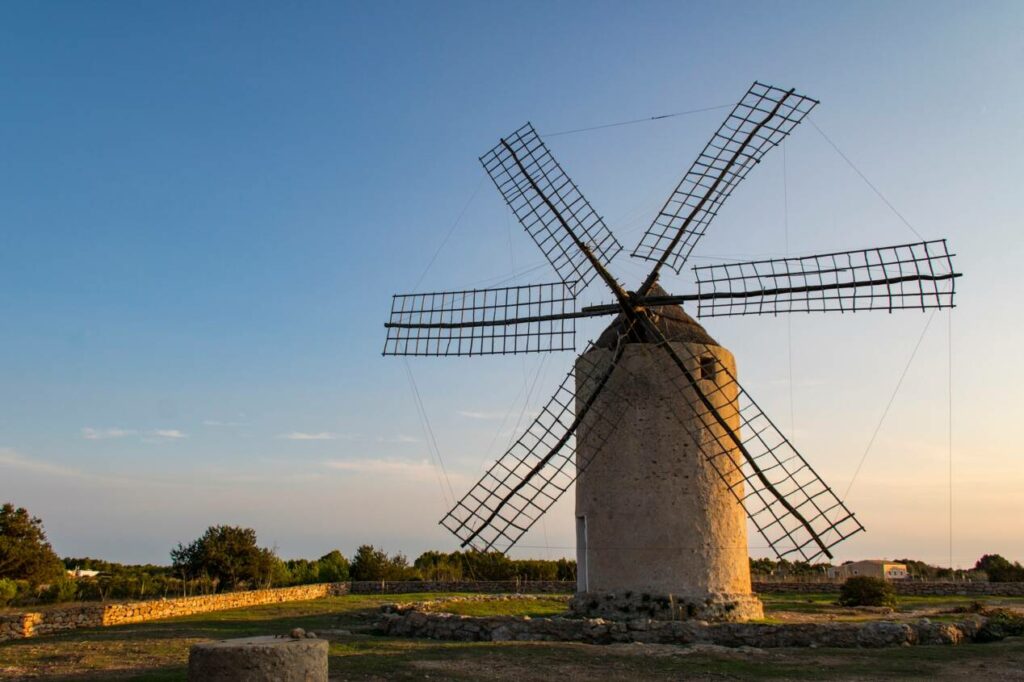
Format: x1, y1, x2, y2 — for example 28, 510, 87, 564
383, 638, 1024, 682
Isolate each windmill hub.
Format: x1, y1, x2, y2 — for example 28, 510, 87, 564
595, 283, 716, 348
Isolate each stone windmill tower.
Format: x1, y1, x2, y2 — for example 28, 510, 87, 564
384, 82, 960, 621
574, 294, 762, 619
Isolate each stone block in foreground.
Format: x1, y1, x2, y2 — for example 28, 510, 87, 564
188, 636, 327, 682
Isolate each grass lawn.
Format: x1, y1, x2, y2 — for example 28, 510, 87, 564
757, 591, 1024, 622
429, 597, 569, 618
1, 592, 1022, 680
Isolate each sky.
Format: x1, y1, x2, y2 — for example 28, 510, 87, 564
0, 1, 1021, 568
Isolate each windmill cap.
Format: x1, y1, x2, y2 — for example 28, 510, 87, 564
594, 282, 720, 348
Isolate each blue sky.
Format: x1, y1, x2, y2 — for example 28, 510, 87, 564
1, 1, 1021, 566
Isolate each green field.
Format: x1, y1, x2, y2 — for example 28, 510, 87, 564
1, 592, 1023, 680
757, 591, 1024, 622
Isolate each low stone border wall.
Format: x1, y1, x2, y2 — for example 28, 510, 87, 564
349, 580, 573, 594
0, 583, 349, 643
383, 593, 562, 614
377, 608, 986, 648
752, 581, 1024, 596
351, 580, 1024, 597
5, 579, 1021, 644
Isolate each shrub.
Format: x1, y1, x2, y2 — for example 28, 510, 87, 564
12, 580, 32, 604
74, 578, 104, 601
838, 576, 897, 607
0, 577, 17, 606
41, 577, 79, 604
513, 559, 558, 581
976, 609, 1024, 642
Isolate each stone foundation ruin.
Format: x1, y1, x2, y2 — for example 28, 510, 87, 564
377, 595, 1020, 649
569, 590, 764, 622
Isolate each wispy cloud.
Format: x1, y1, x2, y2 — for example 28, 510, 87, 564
198, 466, 327, 485
278, 432, 416, 444
324, 458, 437, 478
83, 427, 186, 442
81, 427, 136, 440
458, 409, 539, 421
150, 429, 187, 439
280, 431, 341, 441
0, 447, 81, 477
376, 434, 419, 444
0, 447, 146, 487
457, 410, 507, 420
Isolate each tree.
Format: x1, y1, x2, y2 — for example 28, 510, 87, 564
894, 558, 944, 580
555, 558, 576, 582
413, 550, 574, 582
171, 526, 279, 591
0, 503, 64, 584
461, 550, 515, 580
316, 550, 350, 582
975, 554, 1024, 582
414, 551, 463, 581
268, 557, 292, 587
285, 559, 319, 585
512, 559, 558, 581
350, 545, 413, 581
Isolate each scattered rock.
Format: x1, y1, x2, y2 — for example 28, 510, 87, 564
315, 629, 351, 638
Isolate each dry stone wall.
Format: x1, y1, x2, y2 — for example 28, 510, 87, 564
351, 580, 1024, 597
0, 583, 349, 643
377, 609, 982, 647
349, 580, 572, 594
4, 580, 1022, 644
752, 581, 1024, 596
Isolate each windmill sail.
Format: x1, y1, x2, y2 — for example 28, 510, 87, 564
628, 339, 863, 561
632, 82, 818, 276
384, 282, 579, 356
387, 82, 952, 567
440, 341, 628, 552
692, 240, 959, 317
481, 123, 623, 295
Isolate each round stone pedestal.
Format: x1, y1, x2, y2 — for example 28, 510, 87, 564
188, 636, 328, 682
570, 591, 764, 622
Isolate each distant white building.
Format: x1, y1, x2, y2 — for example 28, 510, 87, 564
67, 568, 100, 578
829, 560, 908, 581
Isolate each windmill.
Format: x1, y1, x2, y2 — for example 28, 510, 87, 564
383, 82, 960, 620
